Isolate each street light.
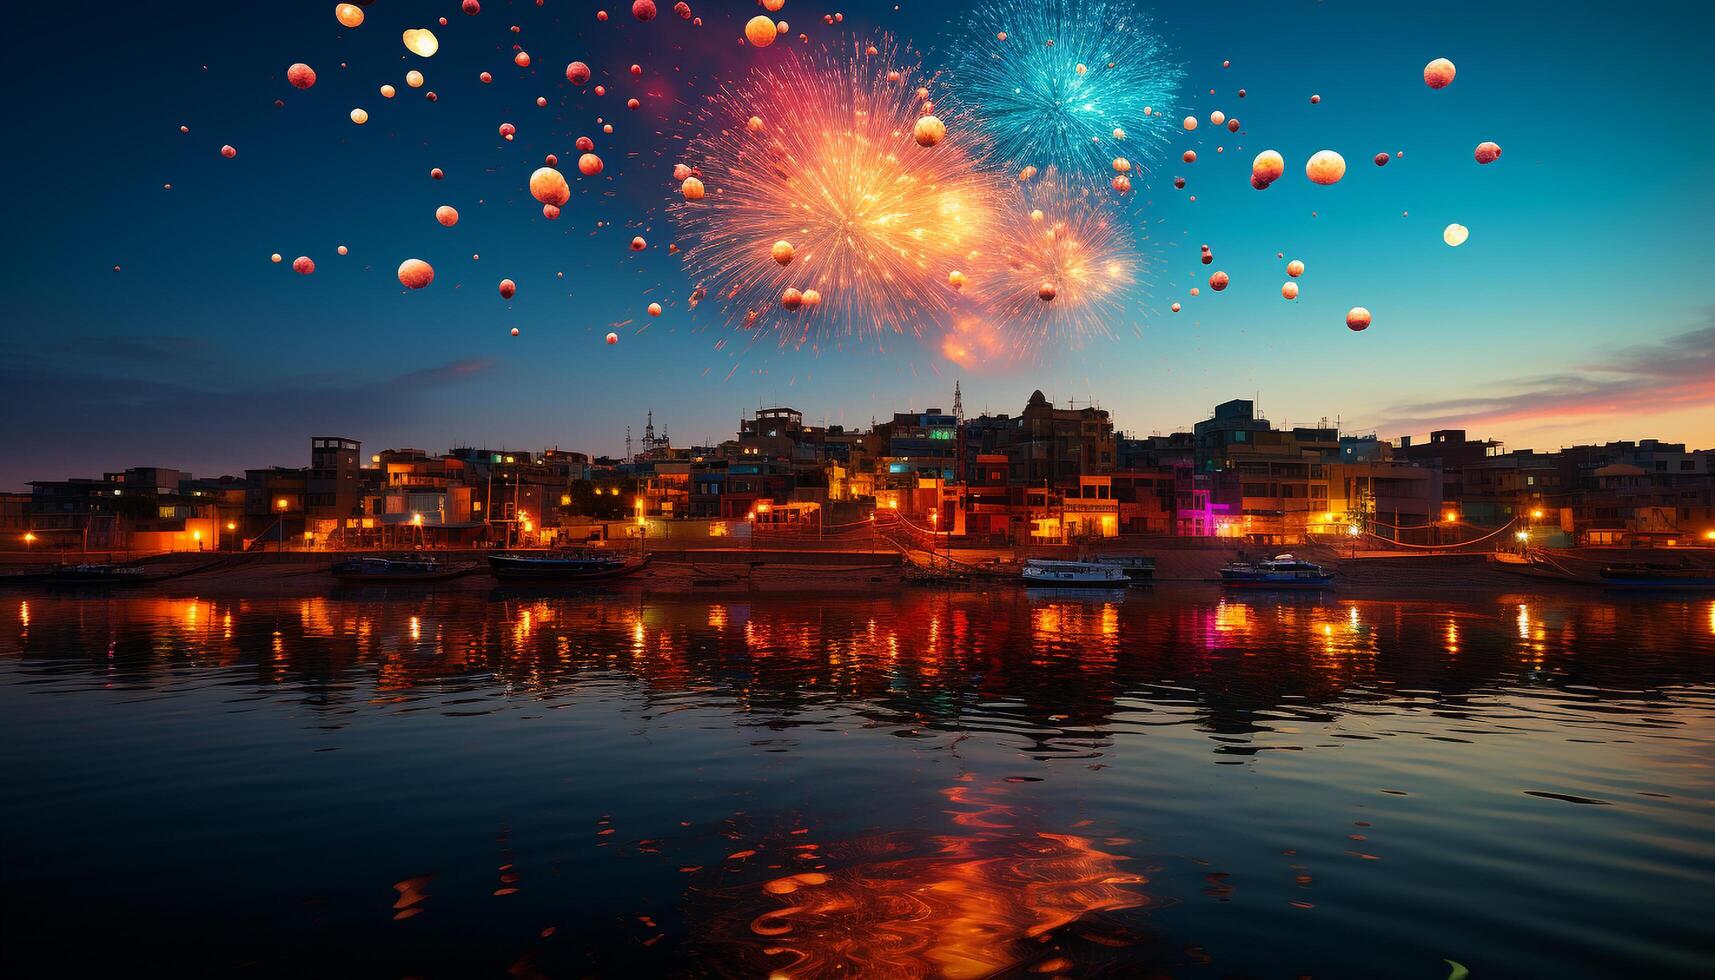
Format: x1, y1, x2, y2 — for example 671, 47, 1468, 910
23, 532, 35, 551
928, 509, 939, 569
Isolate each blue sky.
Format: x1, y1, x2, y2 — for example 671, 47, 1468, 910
4, 0, 1712, 488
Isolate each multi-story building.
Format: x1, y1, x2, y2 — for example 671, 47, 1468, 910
1194, 400, 1334, 543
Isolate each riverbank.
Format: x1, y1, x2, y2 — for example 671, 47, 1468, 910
4, 545, 1705, 598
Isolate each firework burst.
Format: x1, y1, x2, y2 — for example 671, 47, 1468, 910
968, 169, 1143, 352
668, 38, 999, 348
953, 0, 1183, 182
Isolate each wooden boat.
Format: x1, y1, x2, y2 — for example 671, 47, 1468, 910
330, 556, 471, 583
1021, 559, 1131, 587
1219, 554, 1334, 589
487, 550, 651, 582
1093, 555, 1156, 582
1598, 563, 1715, 591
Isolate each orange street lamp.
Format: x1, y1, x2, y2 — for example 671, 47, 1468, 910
1443, 510, 1458, 524
1530, 508, 1544, 520
411, 512, 424, 525
1705, 530, 1715, 541
23, 532, 35, 550
226, 521, 237, 531
276, 498, 289, 511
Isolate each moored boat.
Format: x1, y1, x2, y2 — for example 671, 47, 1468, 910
40, 563, 150, 588
1219, 554, 1334, 589
1021, 559, 1131, 587
1093, 555, 1156, 582
1598, 563, 1715, 590
487, 550, 650, 582
331, 555, 471, 583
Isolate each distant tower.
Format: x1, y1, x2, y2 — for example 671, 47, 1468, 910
953, 380, 965, 486
625, 426, 633, 461
645, 410, 656, 448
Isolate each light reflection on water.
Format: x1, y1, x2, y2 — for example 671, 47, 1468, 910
3, 588, 1714, 978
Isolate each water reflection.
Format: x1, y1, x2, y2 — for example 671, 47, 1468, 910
7, 591, 1715, 755
3, 589, 1714, 977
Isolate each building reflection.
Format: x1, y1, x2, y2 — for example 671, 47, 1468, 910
7, 592, 1715, 759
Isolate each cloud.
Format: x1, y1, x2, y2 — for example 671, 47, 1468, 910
1373, 320, 1715, 438
0, 340, 497, 489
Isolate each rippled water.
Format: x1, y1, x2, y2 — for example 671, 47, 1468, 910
3, 588, 1713, 978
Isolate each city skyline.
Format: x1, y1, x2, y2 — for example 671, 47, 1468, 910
6, 0, 1713, 486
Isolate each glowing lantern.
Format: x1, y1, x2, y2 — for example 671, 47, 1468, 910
380, 84, 396, 98
771, 240, 794, 265
406, 70, 425, 88
801, 288, 822, 307
1111, 175, 1131, 193
948, 270, 964, 290
220, 144, 237, 159
498, 279, 517, 299
335, 4, 365, 28
337, 245, 348, 256
648, 302, 663, 316
1038, 282, 1057, 301
1281, 282, 1298, 300
1209, 271, 1229, 291
402, 29, 439, 58
576, 136, 594, 151
1171, 302, 1181, 313
1305, 150, 1346, 185
350, 108, 369, 125
1251, 150, 1284, 185
782, 287, 803, 310
1375, 153, 1390, 167
1424, 58, 1456, 90
292, 256, 315, 275
746, 115, 765, 133
1210, 110, 1225, 126
430, 167, 444, 180
397, 259, 435, 289
745, 15, 777, 46
435, 205, 459, 226
605, 332, 619, 344
1287, 259, 1304, 277
543, 204, 560, 219
630, 236, 647, 251
1182, 115, 1197, 131
1346, 307, 1372, 331
578, 153, 604, 175
912, 115, 946, 147
463, 0, 482, 13
633, 0, 656, 20
499, 122, 516, 139
529, 167, 570, 206
1309, 93, 1321, 104
271, 253, 282, 263
681, 176, 705, 200
287, 63, 317, 89
1183, 150, 1197, 163
1474, 141, 1502, 164
1443, 223, 1469, 247
566, 61, 591, 85
1112, 157, 1131, 173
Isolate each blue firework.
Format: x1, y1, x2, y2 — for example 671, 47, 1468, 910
952, 0, 1183, 181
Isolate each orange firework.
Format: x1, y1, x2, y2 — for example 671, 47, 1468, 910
667, 38, 999, 347
969, 169, 1143, 351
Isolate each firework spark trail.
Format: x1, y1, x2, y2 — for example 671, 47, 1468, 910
969, 169, 1145, 353
953, 0, 1183, 182
668, 38, 1001, 348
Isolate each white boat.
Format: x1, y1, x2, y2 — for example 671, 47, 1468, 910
1021, 559, 1131, 587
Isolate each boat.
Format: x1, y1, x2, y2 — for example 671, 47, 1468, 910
1219, 554, 1334, 589
39, 563, 151, 588
1021, 559, 1132, 587
1598, 563, 1715, 591
487, 550, 651, 582
1093, 555, 1156, 582
330, 555, 471, 583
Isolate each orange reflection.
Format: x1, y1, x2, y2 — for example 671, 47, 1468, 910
706, 781, 1149, 977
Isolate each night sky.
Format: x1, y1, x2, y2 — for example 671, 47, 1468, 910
5, 0, 1713, 489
